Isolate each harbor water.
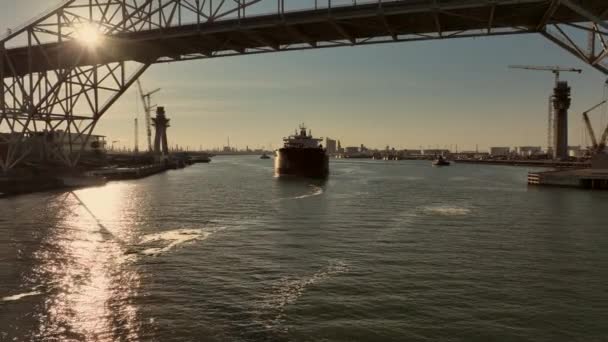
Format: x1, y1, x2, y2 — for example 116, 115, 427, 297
1, 156, 607, 341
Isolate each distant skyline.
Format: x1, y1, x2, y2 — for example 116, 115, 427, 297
2, 1, 608, 151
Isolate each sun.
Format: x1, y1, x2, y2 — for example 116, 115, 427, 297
75, 23, 102, 47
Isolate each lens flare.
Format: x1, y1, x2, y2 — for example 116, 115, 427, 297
75, 23, 102, 47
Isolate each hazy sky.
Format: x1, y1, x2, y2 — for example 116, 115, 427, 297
2, 0, 608, 151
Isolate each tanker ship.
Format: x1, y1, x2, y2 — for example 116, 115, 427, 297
275, 125, 329, 178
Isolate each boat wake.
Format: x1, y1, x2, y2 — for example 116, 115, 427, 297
260, 261, 349, 333
2, 289, 41, 302
422, 205, 471, 216
403, 176, 425, 181
449, 176, 470, 181
282, 185, 324, 201
139, 227, 223, 256
375, 210, 420, 243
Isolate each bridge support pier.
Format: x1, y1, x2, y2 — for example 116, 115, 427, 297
152, 107, 171, 157
553, 81, 571, 160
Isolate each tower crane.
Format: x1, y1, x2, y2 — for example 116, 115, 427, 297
508, 65, 582, 85
508, 65, 582, 156
136, 79, 161, 153
582, 100, 608, 155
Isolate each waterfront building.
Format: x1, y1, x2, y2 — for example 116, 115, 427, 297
490, 147, 511, 156
12, 130, 108, 162
568, 146, 584, 158
422, 149, 450, 156
35, 130, 107, 153
401, 149, 423, 156
326, 138, 337, 155
517, 146, 542, 157
345, 147, 359, 154
456, 151, 490, 160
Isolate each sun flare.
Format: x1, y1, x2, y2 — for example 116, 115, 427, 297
75, 23, 102, 47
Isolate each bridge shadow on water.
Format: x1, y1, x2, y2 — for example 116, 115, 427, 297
67, 191, 139, 255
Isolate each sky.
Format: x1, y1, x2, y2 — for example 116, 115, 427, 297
2, 0, 608, 151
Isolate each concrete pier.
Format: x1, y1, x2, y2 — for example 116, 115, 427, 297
553, 81, 571, 160
528, 155, 608, 190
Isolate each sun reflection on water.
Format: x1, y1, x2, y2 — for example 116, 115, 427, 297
32, 184, 142, 341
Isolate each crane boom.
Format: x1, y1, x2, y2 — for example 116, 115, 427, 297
136, 79, 160, 153
508, 65, 582, 86
583, 112, 599, 149
599, 122, 608, 152
136, 79, 145, 101
580, 99, 607, 153
148, 88, 161, 96
508, 65, 583, 73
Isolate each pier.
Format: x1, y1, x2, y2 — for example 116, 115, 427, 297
527, 156, 608, 190
528, 169, 608, 190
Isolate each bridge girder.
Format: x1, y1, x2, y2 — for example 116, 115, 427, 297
1, 0, 608, 172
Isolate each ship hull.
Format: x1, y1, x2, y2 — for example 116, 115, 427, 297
275, 148, 329, 178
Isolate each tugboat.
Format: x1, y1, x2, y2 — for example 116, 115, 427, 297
190, 154, 211, 163
275, 125, 329, 178
260, 152, 271, 159
432, 155, 451, 166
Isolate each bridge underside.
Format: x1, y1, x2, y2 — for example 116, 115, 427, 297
1, 0, 608, 171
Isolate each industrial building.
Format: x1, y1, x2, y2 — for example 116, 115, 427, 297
401, 149, 423, 156
422, 149, 450, 156
30, 131, 106, 154
568, 146, 584, 158
490, 147, 511, 156
516, 146, 542, 157
344, 147, 360, 154
456, 151, 490, 159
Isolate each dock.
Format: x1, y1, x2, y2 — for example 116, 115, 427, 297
456, 159, 589, 168
527, 156, 608, 190
87, 164, 169, 180
528, 169, 608, 189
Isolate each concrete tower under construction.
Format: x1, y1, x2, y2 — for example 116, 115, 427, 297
553, 81, 571, 160
152, 106, 170, 156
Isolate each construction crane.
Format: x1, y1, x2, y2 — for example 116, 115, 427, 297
508, 65, 582, 85
134, 117, 139, 153
582, 100, 608, 155
509, 65, 582, 155
136, 79, 161, 153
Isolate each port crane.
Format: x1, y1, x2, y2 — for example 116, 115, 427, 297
582, 99, 608, 155
136, 80, 161, 152
508, 65, 582, 154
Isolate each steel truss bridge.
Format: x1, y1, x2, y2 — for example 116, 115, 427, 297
1, 0, 608, 171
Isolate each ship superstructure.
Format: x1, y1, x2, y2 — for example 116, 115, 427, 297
275, 125, 329, 178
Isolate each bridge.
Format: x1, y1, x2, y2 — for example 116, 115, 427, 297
1, 0, 608, 171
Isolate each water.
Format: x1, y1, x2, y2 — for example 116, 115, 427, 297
1, 156, 607, 341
